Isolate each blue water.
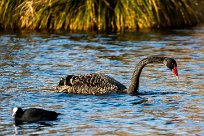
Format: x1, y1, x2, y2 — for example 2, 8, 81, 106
0, 27, 204, 135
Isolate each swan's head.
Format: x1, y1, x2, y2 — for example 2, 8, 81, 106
164, 58, 179, 80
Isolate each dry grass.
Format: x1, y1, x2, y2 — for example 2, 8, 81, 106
0, 0, 204, 31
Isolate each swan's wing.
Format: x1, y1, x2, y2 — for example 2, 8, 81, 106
55, 73, 127, 95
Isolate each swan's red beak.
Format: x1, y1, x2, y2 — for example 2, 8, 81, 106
172, 67, 179, 80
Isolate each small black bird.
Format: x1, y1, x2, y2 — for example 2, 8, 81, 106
12, 107, 60, 122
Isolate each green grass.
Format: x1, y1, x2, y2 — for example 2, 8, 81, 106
0, 0, 204, 31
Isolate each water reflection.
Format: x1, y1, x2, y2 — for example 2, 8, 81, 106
13, 121, 55, 135
0, 26, 204, 135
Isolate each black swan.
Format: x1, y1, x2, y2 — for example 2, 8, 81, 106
12, 107, 60, 122
54, 56, 179, 95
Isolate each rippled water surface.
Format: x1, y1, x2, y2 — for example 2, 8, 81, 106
0, 26, 204, 135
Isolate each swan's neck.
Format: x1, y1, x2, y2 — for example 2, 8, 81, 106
127, 57, 165, 95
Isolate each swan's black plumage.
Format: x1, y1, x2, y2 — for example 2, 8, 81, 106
55, 56, 179, 95
56, 73, 127, 95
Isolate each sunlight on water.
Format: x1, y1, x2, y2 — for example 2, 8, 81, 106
0, 26, 204, 135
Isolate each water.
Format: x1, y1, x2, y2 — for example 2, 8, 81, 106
0, 26, 204, 135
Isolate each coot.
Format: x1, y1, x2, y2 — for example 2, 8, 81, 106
12, 107, 60, 122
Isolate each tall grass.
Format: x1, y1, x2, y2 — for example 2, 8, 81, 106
0, 0, 204, 31
0, 0, 23, 29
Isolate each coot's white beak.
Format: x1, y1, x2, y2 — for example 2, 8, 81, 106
12, 107, 18, 117
12, 113, 16, 117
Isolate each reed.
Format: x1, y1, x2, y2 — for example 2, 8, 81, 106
0, 0, 23, 29
0, 0, 204, 31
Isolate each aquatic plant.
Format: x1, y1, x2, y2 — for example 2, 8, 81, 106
0, 0, 204, 31
0, 0, 23, 30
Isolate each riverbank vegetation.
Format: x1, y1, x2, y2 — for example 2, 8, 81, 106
0, 0, 204, 31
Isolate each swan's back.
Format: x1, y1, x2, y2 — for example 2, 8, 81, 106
54, 73, 127, 95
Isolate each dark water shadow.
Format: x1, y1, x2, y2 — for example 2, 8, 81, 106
14, 120, 54, 127
53, 89, 187, 97
137, 90, 187, 96
130, 97, 148, 105
126, 91, 187, 105
49, 90, 187, 106
13, 120, 58, 135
